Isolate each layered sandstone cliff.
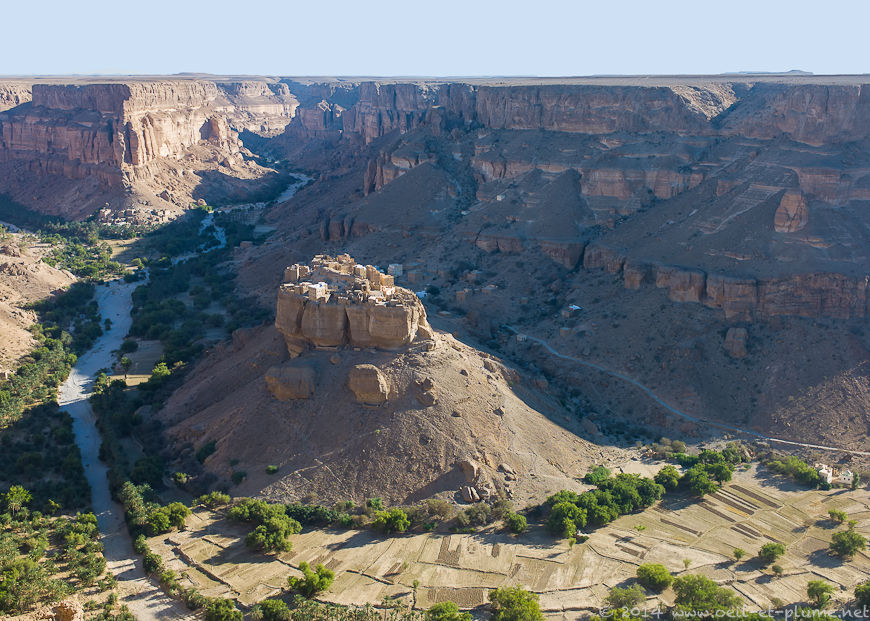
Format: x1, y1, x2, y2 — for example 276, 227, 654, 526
0, 78, 297, 215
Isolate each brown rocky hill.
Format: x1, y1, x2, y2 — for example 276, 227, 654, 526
220, 75, 870, 456
158, 256, 619, 505
0, 236, 76, 370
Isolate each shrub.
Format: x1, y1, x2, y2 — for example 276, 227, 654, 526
132, 534, 147, 555
371, 508, 410, 534
196, 441, 216, 464
265, 465, 278, 475
457, 503, 491, 528
287, 561, 335, 597
758, 542, 786, 565
425, 498, 454, 521
606, 584, 646, 609
765, 455, 821, 487
489, 586, 544, 621
195, 491, 231, 508
366, 497, 384, 511
425, 601, 471, 620
142, 552, 163, 575
583, 466, 611, 485
504, 512, 527, 534
831, 529, 867, 558
231, 471, 247, 485
637, 563, 673, 592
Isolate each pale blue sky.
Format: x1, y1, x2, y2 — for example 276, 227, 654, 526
2, 0, 867, 76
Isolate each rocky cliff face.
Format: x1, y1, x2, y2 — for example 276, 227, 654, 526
272, 77, 870, 322
0, 78, 297, 216
0, 83, 31, 112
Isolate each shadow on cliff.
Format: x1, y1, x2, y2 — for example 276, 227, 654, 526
191, 168, 289, 207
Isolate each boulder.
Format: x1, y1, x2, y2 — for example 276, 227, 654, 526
347, 364, 390, 404
723, 327, 748, 359
53, 600, 84, 621
460, 485, 480, 503
458, 459, 480, 482
498, 463, 516, 475
774, 190, 808, 233
265, 364, 315, 400
415, 376, 437, 406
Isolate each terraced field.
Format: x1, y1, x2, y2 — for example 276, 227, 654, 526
147, 465, 870, 618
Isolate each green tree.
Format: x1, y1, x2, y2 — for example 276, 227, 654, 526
682, 466, 718, 496
706, 462, 733, 485
287, 561, 335, 597
371, 508, 410, 534
673, 574, 742, 613
489, 586, 544, 621
654, 465, 681, 491
854, 580, 870, 607
606, 584, 646, 609
636, 563, 674, 592
807, 580, 835, 608
831, 529, 867, 558
251, 598, 290, 621
759, 543, 786, 565
3, 486, 31, 516
245, 515, 302, 553
425, 601, 472, 621
828, 509, 848, 523
120, 356, 132, 380
205, 597, 242, 621
733, 548, 746, 562
547, 502, 586, 539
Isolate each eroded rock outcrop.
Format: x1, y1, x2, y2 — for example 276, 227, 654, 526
723, 327, 748, 359
774, 190, 808, 233
276, 254, 434, 356
265, 364, 316, 400
347, 364, 391, 404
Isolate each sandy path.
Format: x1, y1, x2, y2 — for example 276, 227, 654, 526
507, 326, 870, 457
58, 282, 197, 620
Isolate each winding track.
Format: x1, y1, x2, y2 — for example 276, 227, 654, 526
506, 326, 870, 457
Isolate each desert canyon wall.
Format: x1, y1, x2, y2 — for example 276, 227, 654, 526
0, 79, 297, 216
272, 78, 870, 322
2, 76, 870, 320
